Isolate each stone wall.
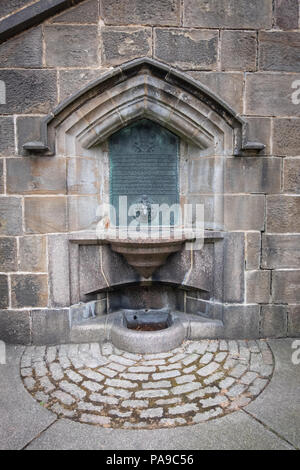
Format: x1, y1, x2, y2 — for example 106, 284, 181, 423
0, 0, 300, 343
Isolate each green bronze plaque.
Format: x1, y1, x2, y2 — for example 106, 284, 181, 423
109, 119, 179, 226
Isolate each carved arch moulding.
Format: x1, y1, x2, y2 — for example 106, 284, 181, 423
23, 58, 265, 157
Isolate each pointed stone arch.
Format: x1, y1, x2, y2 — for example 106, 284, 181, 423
24, 58, 264, 157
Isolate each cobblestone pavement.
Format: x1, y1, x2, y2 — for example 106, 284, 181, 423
21, 340, 274, 429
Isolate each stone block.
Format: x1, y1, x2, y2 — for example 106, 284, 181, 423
0, 197, 23, 236
50, 0, 99, 23
288, 305, 300, 337
189, 195, 224, 231
68, 195, 100, 231
0, 0, 31, 18
45, 25, 99, 67
246, 232, 261, 270
223, 232, 244, 303
0, 310, 31, 345
189, 72, 244, 114
189, 157, 224, 194
245, 73, 300, 117
266, 196, 300, 233
78, 245, 109, 297
274, 0, 299, 29
245, 118, 271, 155
0, 27, 42, 68
0, 160, 3, 193
246, 270, 271, 304
259, 32, 300, 72
272, 271, 300, 303
0, 118, 15, 156
0, 275, 9, 308
16, 116, 44, 156
154, 29, 218, 70
262, 234, 300, 269
0, 70, 57, 114
67, 157, 101, 195
261, 305, 288, 338
7, 157, 66, 194
19, 235, 47, 272
24, 196, 67, 234
101, 0, 180, 26
183, 0, 272, 29
273, 119, 300, 156
31, 309, 70, 345
11, 274, 48, 308
224, 195, 265, 231
59, 69, 102, 101
225, 158, 281, 194
0, 237, 17, 272
283, 159, 300, 193
101, 27, 152, 66
221, 31, 256, 71
48, 235, 70, 308
223, 305, 260, 339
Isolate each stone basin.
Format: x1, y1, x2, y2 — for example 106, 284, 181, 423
110, 308, 186, 354
108, 236, 192, 278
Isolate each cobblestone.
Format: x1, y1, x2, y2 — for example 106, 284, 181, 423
22, 340, 273, 429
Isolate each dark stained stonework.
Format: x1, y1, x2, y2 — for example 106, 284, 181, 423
49, 0, 98, 23
0, 117, 15, 156
0, 275, 9, 308
0, 27, 42, 68
154, 29, 218, 70
274, 0, 299, 30
0, 160, 3, 193
101, 27, 152, 66
0, 238, 17, 272
221, 31, 257, 72
11, 274, 48, 308
101, 0, 181, 26
259, 32, 300, 72
0, 70, 57, 114
0, 310, 31, 344
273, 119, 300, 156
266, 196, 300, 233
0, 197, 23, 236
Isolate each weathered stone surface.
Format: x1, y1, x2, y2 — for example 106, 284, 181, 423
262, 234, 300, 269
283, 159, 300, 193
288, 305, 300, 337
68, 196, 100, 231
48, 235, 70, 308
154, 29, 218, 70
45, 25, 99, 67
183, 0, 272, 28
17, 116, 44, 156
0, 160, 3, 193
67, 157, 100, 195
261, 305, 288, 338
0, 70, 57, 114
246, 232, 261, 270
0, 197, 22, 236
0, 27, 42, 68
31, 309, 70, 345
59, 69, 103, 101
272, 271, 300, 303
0, 118, 15, 156
224, 195, 265, 231
0, 275, 9, 308
0, 0, 32, 18
101, 0, 180, 26
266, 196, 300, 233
0, 237, 17, 271
19, 235, 47, 272
189, 72, 244, 113
221, 31, 256, 71
245, 117, 271, 155
259, 32, 300, 72
223, 305, 260, 339
7, 157, 66, 194
189, 157, 224, 194
24, 197, 67, 234
245, 74, 300, 117
11, 274, 48, 308
50, 0, 99, 23
225, 158, 281, 194
246, 270, 271, 304
273, 119, 300, 156
223, 232, 244, 303
0, 309, 31, 344
101, 27, 152, 66
274, 0, 299, 29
